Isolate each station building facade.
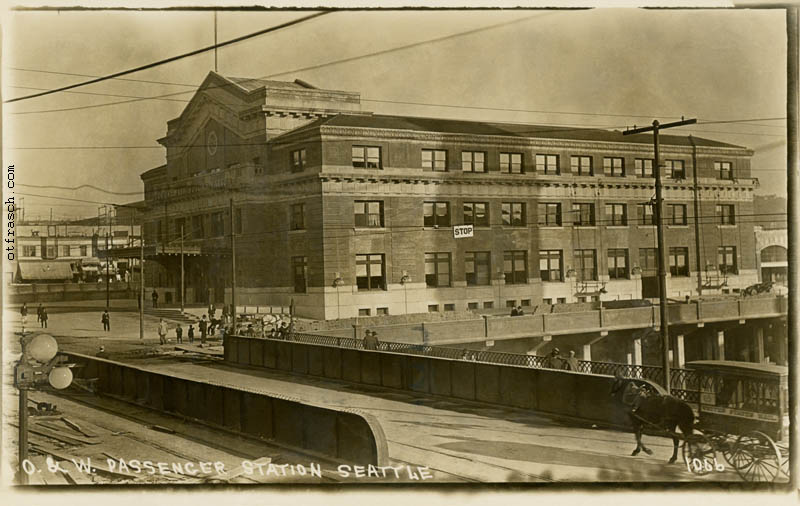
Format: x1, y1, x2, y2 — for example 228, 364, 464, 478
141, 71, 758, 319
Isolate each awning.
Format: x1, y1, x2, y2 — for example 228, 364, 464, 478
16, 261, 74, 281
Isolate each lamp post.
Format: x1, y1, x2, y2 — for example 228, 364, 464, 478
400, 273, 411, 315
333, 274, 344, 320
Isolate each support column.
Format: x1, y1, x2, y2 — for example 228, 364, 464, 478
633, 338, 643, 365
582, 344, 592, 361
754, 326, 765, 363
675, 334, 685, 368
716, 330, 725, 360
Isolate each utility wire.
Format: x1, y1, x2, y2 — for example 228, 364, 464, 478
16, 183, 144, 195
5, 11, 331, 104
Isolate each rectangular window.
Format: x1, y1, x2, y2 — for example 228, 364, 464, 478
428, 305, 439, 313
538, 202, 562, 226
606, 203, 627, 226
463, 202, 489, 227
716, 204, 736, 225
635, 158, 654, 177
483, 301, 494, 309
503, 250, 528, 285
557, 297, 566, 304
500, 152, 524, 174
425, 252, 452, 288
355, 201, 384, 228
191, 215, 204, 239
669, 247, 689, 277
574, 249, 597, 281
665, 159, 685, 179
444, 303, 456, 312
543, 298, 553, 305
535, 154, 558, 175
715, 161, 733, 180
521, 299, 531, 307
668, 204, 687, 225
61, 245, 71, 257
376, 307, 389, 316
608, 249, 629, 279
292, 256, 307, 293
46, 246, 57, 259
637, 203, 655, 225
291, 203, 306, 230
506, 300, 517, 308
423, 202, 450, 227
356, 254, 385, 291
571, 155, 593, 176
291, 149, 306, 172
465, 251, 491, 286
22, 246, 35, 257
718, 246, 738, 274
234, 208, 242, 235
603, 157, 624, 177
352, 146, 381, 169
501, 202, 526, 227
211, 211, 225, 237
572, 203, 595, 226
80, 245, 87, 256
461, 151, 486, 173
539, 250, 563, 282
359, 308, 371, 317
639, 248, 658, 275
467, 302, 479, 310
422, 149, 447, 172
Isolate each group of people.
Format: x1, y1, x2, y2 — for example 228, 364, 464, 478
510, 305, 525, 317
19, 303, 48, 330
544, 347, 580, 371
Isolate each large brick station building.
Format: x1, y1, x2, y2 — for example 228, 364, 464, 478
140, 71, 758, 319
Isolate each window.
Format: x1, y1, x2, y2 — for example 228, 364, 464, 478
716, 204, 736, 225
718, 246, 738, 274
483, 301, 494, 309
211, 211, 225, 237
352, 146, 381, 169
61, 245, 71, 257
113, 230, 128, 238
571, 156, 593, 176
355, 201, 383, 228
503, 250, 528, 285
359, 308, 371, 316
465, 251, 491, 286
538, 202, 562, 226
543, 298, 553, 305
423, 202, 450, 227
557, 297, 566, 304
667, 204, 687, 225
501, 202, 526, 226
377, 307, 389, 316
535, 154, 558, 175
191, 215, 204, 239
500, 153, 524, 174
422, 149, 447, 172
444, 303, 456, 312
79, 245, 87, 256
761, 246, 787, 263
292, 256, 307, 293
463, 202, 489, 227
428, 305, 439, 313
46, 246, 57, 259
606, 203, 627, 226
461, 151, 486, 173
506, 300, 517, 308
467, 302, 479, 310
715, 161, 733, 180
253, 156, 263, 175
608, 249, 629, 279
425, 252, 452, 288
234, 208, 242, 235
356, 254, 385, 291
22, 246, 36, 257
574, 249, 597, 281
521, 299, 531, 307
637, 203, 655, 225
603, 157, 624, 177
291, 203, 306, 230
665, 160, 685, 179
639, 248, 658, 275
539, 250, 563, 282
635, 158, 654, 177
291, 149, 306, 172
669, 247, 689, 277
572, 203, 595, 226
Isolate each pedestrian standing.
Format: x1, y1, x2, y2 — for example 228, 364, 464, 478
158, 318, 168, 345
101, 309, 111, 331
563, 350, 580, 372
20, 303, 28, 331
199, 315, 208, 347
37, 303, 43, 324
363, 330, 380, 350
152, 289, 159, 308
175, 323, 183, 344
208, 303, 216, 320
188, 324, 195, 344
40, 307, 48, 328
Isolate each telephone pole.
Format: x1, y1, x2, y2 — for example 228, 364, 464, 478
180, 224, 185, 314
624, 117, 696, 393
230, 198, 236, 330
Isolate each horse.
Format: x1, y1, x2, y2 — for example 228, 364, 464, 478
610, 373, 695, 464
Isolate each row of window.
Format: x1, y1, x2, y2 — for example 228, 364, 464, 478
288, 200, 737, 231
290, 246, 739, 292
161, 209, 243, 242
327, 146, 737, 180
21, 245, 90, 258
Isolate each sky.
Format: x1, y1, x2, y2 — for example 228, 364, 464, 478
2, 7, 788, 221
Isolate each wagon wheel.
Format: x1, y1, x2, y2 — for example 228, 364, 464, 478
704, 430, 736, 468
732, 431, 782, 482
682, 433, 717, 476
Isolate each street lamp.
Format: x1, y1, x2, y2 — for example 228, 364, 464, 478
333, 274, 344, 320
14, 333, 74, 484
400, 272, 411, 315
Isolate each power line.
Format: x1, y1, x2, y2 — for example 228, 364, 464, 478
5, 11, 330, 104
7, 67, 197, 88
17, 183, 143, 195
9, 85, 190, 104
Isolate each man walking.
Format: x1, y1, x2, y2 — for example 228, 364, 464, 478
101, 309, 111, 332
152, 289, 159, 308
158, 318, 168, 345
37, 303, 43, 325
20, 303, 28, 332
175, 323, 183, 344
199, 315, 208, 347
40, 307, 49, 328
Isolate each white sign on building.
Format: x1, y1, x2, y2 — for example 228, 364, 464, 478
453, 224, 474, 238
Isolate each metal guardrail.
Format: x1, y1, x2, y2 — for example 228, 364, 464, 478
233, 331, 700, 391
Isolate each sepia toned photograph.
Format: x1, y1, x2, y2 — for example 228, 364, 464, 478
1, 2, 795, 496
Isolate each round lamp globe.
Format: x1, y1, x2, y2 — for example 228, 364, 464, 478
28, 334, 58, 363
48, 367, 73, 390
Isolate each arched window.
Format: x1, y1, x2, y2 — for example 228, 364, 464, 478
761, 245, 787, 263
